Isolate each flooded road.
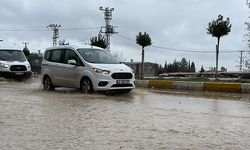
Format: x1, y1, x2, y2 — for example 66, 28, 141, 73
1, 77, 250, 149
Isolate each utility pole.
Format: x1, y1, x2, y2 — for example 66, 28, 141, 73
239, 50, 244, 72
99, 6, 118, 51
22, 42, 30, 57
215, 44, 219, 80
23, 42, 29, 48
47, 24, 61, 46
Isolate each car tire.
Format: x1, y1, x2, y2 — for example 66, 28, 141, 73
43, 76, 55, 90
80, 78, 93, 94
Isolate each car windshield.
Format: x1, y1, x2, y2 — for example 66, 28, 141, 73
0, 50, 26, 61
77, 48, 119, 64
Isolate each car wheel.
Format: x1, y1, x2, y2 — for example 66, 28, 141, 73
43, 76, 55, 90
80, 78, 93, 94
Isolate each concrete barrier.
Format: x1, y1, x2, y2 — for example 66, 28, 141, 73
203, 82, 241, 93
135, 80, 149, 88
135, 80, 250, 94
241, 83, 250, 94
187, 82, 203, 91
173, 81, 188, 90
174, 81, 203, 91
173, 81, 203, 91
148, 80, 173, 89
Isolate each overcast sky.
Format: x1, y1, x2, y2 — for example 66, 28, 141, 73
0, 0, 249, 71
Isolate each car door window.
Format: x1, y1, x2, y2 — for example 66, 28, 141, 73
50, 50, 62, 63
63, 49, 83, 66
44, 50, 51, 61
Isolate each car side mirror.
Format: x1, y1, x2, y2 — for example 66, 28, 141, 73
68, 59, 77, 65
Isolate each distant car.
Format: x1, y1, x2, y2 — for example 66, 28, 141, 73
41, 44, 135, 93
0, 40, 32, 79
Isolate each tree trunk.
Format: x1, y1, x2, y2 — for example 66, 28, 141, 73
215, 37, 220, 80
141, 46, 145, 80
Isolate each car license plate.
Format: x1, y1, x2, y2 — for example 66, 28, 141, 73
15, 72, 24, 75
116, 80, 130, 84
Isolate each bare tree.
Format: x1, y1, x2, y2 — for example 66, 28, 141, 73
112, 51, 126, 62
90, 33, 107, 49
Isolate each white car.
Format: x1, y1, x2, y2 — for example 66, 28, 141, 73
41, 44, 135, 93
0, 40, 32, 79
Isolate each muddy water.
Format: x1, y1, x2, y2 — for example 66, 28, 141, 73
1, 77, 250, 149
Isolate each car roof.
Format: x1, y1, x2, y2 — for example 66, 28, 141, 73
0, 40, 22, 50
45, 44, 104, 51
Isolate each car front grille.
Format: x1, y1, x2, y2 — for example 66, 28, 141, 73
111, 73, 133, 79
10, 65, 27, 71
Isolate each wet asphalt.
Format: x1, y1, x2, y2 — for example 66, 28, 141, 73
0, 77, 250, 150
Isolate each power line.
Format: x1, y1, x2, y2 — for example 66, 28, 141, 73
0, 27, 101, 32
116, 34, 135, 42
0, 29, 48, 32
115, 34, 247, 54
61, 27, 100, 30
0, 25, 248, 54
151, 45, 214, 53
150, 45, 240, 53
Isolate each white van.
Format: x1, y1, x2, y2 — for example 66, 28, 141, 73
0, 40, 32, 79
41, 44, 135, 93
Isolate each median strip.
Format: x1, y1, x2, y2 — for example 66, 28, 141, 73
203, 82, 241, 93
136, 80, 250, 94
148, 80, 173, 89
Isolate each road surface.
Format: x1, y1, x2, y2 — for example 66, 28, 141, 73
0, 77, 250, 149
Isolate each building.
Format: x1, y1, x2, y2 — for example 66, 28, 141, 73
123, 62, 158, 79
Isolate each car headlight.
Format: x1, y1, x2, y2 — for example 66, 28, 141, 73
26, 65, 31, 69
0, 64, 9, 68
130, 69, 134, 74
93, 68, 110, 75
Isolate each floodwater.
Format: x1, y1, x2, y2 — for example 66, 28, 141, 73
1, 77, 250, 150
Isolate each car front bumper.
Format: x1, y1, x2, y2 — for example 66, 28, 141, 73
0, 71, 32, 79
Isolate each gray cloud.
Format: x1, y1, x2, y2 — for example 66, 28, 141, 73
0, 0, 249, 71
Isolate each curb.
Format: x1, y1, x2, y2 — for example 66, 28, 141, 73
203, 82, 241, 93
135, 80, 250, 94
135, 80, 149, 88
149, 80, 173, 89
242, 83, 250, 93
173, 81, 203, 91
